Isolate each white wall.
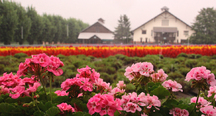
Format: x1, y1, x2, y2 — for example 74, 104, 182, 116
133, 12, 194, 43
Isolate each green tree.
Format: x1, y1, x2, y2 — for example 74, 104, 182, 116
26, 6, 44, 44
114, 14, 132, 44
52, 15, 63, 43
12, 2, 31, 45
190, 7, 216, 44
0, 0, 18, 45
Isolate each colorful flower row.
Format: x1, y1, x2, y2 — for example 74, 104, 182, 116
1, 45, 216, 57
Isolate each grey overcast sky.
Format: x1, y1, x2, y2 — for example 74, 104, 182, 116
12, 0, 216, 30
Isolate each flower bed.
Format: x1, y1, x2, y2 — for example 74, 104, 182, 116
0, 53, 216, 116
1, 45, 216, 58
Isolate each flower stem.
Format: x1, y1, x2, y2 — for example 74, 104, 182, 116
49, 74, 53, 103
190, 88, 200, 114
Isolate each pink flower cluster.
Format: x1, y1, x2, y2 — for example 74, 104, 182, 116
0, 72, 41, 99
17, 53, 64, 77
55, 90, 69, 96
57, 103, 75, 114
121, 92, 161, 113
169, 107, 189, 116
185, 66, 216, 86
108, 87, 125, 96
200, 106, 216, 116
61, 78, 93, 97
76, 66, 100, 83
124, 62, 154, 81
116, 81, 126, 89
207, 86, 216, 101
87, 93, 122, 116
190, 97, 211, 108
94, 78, 112, 93
162, 79, 183, 92
151, 69, 168, 82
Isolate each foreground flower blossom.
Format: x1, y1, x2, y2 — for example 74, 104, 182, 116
151, 69, 168, 82
55, 90, 69, 96
200, 105, 216, 116
94, 78, 112, 93
124, 62, 154, 81
169, 107, 189, 116
121, 92, 161, 113
116, 81, 126, 89
162, 79, 183, 92
57, 103, 75, 114
185, 66, 216, 86
190, 97, 211, 108
207, 86, 216, 101
87, 94, 122, 116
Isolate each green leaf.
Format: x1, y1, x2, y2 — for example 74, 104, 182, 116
33, 110, 45, 116
0, 103, 22, 115
147, 82, 161, 92
45, 101, 52, 110
0, 97, 4, 103
18, 96, 32, 103
38, 102, 47, 111
45, 107, 60, 116
72, 111, 83, 116
53, 96, 70, 103
150, 86, 170, 99
5, 98, 18, 103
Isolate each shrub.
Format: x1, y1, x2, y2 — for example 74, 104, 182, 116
168, 72, 184, 80
125, 83, 136, 92
14, 53, 28, 59
177, 53, 188, 58
185, 59, 198, 68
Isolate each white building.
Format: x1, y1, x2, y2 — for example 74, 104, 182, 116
132, 6, 194, 44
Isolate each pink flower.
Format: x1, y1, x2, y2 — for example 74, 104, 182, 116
116, 81, 126, 89
55, 90, 69, 96
94, 78, 112, 93
57, 103, 75, 114
124, 62, 154, 81
207, 86, 216, 101
0, 72, 22, 88
200, 106, 216, 116
87, 94, 122, 116
27, 82, 41, 93
141, 94, 161, 109
76, 66, 99, 83
0, 85, 10, 95
186, 66, 216, 86
31, 53, 50, 67
108, 87, 125, 96
9, 86, 29, 99
169, 107, 189, 116
190, 97, 211, 108
139, 62, 154, 77
124, 102, 142, 113
151, 69, 168, 82
162, 79, 183, 92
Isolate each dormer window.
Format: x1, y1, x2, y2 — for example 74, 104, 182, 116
142, 30, 147, 34
162, 20, 169, 26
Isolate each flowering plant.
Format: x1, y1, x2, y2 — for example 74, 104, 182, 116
0, 53, 216, 116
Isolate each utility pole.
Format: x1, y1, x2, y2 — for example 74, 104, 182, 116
21, 26, 23, 39
67, 24, 69, 37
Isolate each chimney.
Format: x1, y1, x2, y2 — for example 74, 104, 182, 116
98, 18, 105, 24
161, 6, 169, 12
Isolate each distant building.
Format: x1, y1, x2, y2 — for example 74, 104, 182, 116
132, 6, 194, 44
78, 18, 114, 44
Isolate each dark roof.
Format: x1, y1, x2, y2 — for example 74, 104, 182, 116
80, 21, 113, 33
132, 11, 192, 32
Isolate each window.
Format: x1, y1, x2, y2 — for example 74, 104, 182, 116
142, 30, 146, 34
162, 20, 169, 26
177, 31, 179, 37
184, 31, 189, 36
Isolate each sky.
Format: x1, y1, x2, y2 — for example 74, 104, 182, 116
12, 0, 216, 31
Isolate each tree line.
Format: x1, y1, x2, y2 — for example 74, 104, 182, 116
0, 0, 89, 45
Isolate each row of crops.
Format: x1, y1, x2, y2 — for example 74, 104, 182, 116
1, 45, 216, 57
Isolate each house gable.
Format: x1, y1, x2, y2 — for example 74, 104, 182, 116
132, 11, 192, 32
81, 22, 113, 33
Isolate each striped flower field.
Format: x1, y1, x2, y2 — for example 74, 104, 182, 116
1, 45, 216, 58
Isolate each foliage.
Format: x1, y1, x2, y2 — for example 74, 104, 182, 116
190, 7, 216, 44
114, 14, 132, 43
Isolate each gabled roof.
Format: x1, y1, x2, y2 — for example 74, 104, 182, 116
78, 32, 114, 40
80, 21, 114, 33
132, 10, 192, 32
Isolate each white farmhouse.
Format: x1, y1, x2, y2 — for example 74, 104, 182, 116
132, 6, 194, 44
